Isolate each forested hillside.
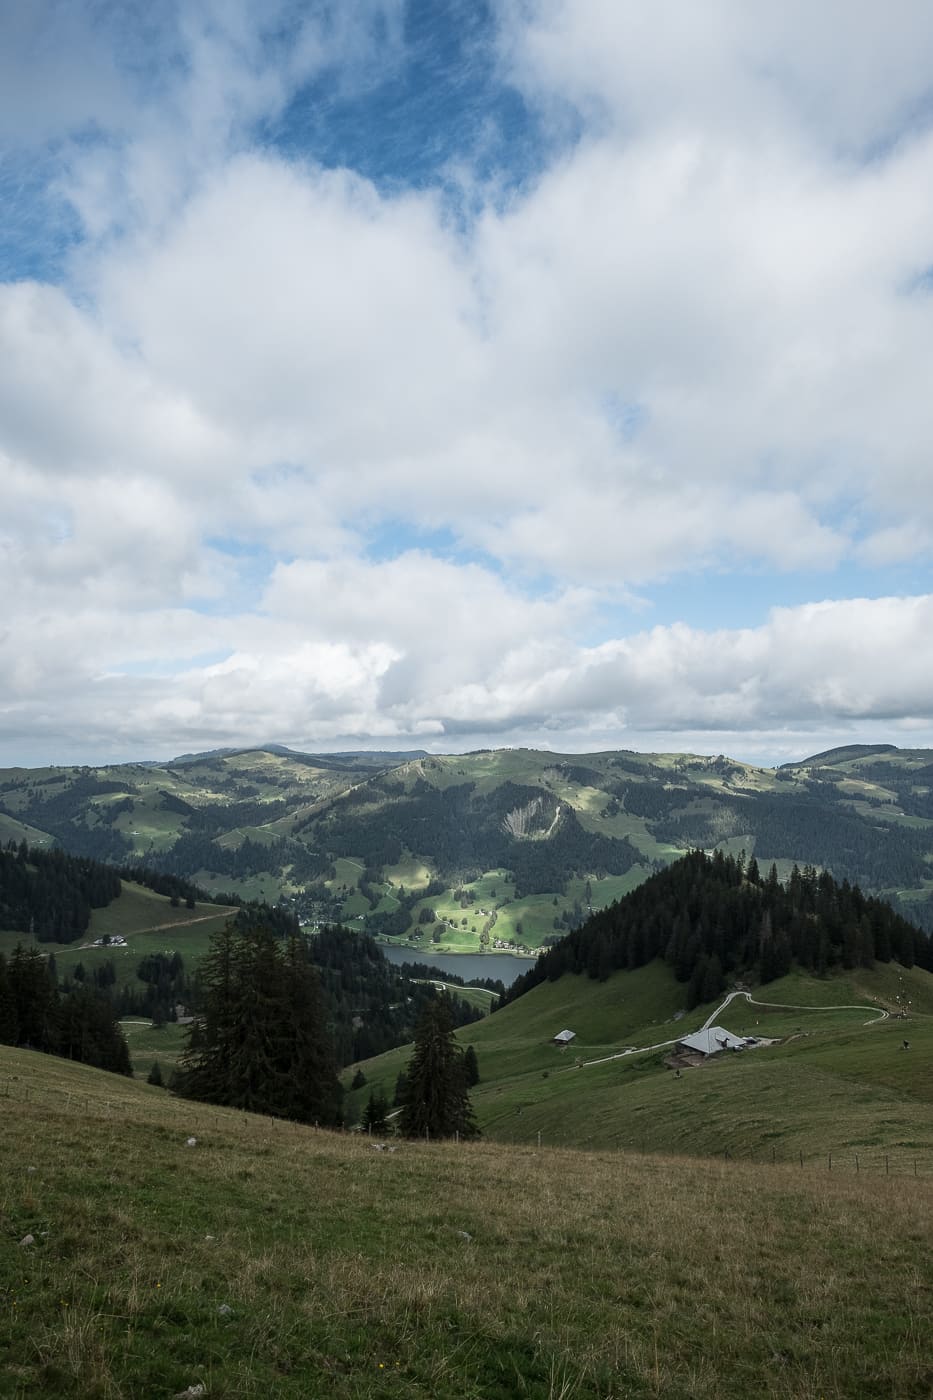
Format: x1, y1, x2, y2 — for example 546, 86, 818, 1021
5, 743, 933, 957
0, 943, 130, 1074
503, 850, 933, 1009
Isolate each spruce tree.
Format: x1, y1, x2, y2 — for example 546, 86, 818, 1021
399, 999, 478, 1140
148, 1061, 164, 1086
362, 1088, 389, 1134
0, 954, 19, 1045
463, 1044, 480, 1086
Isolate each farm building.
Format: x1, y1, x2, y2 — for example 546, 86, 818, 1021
677, 1026, 747, 1056
552, 1029, 576, 1045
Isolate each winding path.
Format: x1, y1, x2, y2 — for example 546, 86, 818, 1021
565, 988, 888, 1072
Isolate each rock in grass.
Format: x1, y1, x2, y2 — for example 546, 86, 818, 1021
174, 1385, 206, 1399
185, 1137, 197, 1148
18, 1234, 35, 1248
217, 1303, 233, 1317
457, 1231, 473, 1242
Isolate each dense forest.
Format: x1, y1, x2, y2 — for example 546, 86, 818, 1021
502, 850, 933, 1010
648, 792, 933, 887
0, 842, 222, 943
304, 779, 641, 896
0, 843, 122, 941
0, 944, 131, 1074
307, 925, 485, 1065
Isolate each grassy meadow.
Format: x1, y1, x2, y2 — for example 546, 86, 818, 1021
0, 882, 236, 991
1, 1044, 932, 1399
345, 961, 933, 1172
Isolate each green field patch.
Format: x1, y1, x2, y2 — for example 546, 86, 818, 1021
194, 870, 283, 902
339, 892, 371, 920
0, 811, 54, 846
214, 824, 281, 849
327, 856, 364, 890
383, 857, 434, 890
722, 1001, 870, 1038
566, 867, 657, 910
121, 1019, 189, 1080
0, 884, 235, 987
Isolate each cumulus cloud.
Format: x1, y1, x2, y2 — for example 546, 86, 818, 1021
4, 2, 933, 762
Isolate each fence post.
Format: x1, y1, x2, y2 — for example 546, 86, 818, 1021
537, 1130, 541, 1149
799, 1151, 803, 1169
828, 1154, 832, 1172
885, 1155, 890, 1176
855, 1153, 859, 1174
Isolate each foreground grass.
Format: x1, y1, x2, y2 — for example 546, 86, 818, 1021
2, 1047, 932, 1399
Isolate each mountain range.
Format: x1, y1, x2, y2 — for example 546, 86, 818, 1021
2, 742, 933, 956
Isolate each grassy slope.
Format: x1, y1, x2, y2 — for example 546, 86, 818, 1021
1, 1047, 931, 1400
0, 882, 236, 989
119, 1018, 189, 1081
345, 961, 933, 1170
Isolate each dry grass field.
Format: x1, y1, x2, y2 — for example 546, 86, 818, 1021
1, 1045, 931, 1399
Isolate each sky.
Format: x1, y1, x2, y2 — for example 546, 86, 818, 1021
3, 0, 933, 769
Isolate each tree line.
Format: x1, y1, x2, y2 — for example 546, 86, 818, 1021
0, 944, 130, 1075
0, 842, 121, 942
502, 850, 933, 1009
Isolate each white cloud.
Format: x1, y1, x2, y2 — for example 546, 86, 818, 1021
4, 2, 933, 762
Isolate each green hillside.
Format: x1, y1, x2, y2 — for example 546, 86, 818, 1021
6, 743, 933, 960
1, 1045, 931, 1399
345, 959, 933, 1171
0, 879, 236, 987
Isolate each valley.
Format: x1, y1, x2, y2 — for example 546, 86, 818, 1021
4, 742, 933, 972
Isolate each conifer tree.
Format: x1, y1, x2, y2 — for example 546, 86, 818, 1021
463, 1044, 480, 1086
399, 999, 478, 1140
176, 921, 342, 1127
362, 1088, 389, 1134
0, 954, 19, 1045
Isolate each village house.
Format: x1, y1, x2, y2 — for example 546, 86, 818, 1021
677, 1026, 747, 1056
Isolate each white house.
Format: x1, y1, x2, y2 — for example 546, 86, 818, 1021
552, 1029, 576, 1045
677, 1026, 746, 1056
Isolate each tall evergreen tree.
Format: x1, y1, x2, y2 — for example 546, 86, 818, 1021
0, 954, 19, 1045
362, 1088, 389, 1134
176, 921, 343, 1127
463, 1044, 480, 1086
399, 999, 478, 1140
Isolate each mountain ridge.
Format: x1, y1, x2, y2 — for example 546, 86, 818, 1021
4, 743, 933, 949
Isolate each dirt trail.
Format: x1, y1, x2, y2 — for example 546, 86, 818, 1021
564, 988, 888, 1073
79, 910, 234, 948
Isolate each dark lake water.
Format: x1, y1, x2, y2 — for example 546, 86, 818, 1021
377, 942, 536, 988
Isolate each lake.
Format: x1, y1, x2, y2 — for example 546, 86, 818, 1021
377, 942, 536, 988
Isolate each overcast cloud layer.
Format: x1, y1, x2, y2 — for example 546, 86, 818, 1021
3, 0, 933, 767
